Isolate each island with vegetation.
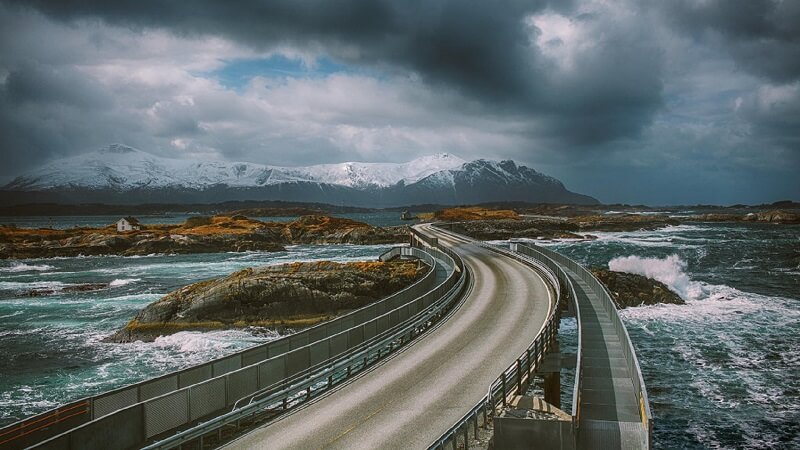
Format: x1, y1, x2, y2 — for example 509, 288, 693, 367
0, 214, 408, 259
106, 258, 427, 343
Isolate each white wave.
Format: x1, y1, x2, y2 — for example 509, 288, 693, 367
609, 254, 696, 300
0, 280, 68, 290
109, 278, 141, 287
100, 293, 162, 302
620, 282, 799, 326
152, 330, 257, 353
1, 262, 55, 273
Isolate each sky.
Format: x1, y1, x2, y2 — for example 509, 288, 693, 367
0, 0, 798, 205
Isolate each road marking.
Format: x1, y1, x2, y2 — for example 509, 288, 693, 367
320, 404, 387, 449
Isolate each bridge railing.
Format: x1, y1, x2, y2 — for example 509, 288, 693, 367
1, 245, 449, 450
426, 226, 563, 450
128, 229, 468, 450
508, 243, 583, 426
512, 242, 653, 446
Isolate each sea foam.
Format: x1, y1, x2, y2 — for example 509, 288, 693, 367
109, 278, 141, 287
1, 263, 55, 273
608, 254, 698, 300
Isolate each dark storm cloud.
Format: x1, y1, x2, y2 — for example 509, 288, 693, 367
0, 0, 797, 203
10, 0, 661, 145
4, 62, 111, 108
661, 0, 800, 83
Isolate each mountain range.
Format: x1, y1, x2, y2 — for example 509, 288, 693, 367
1, 144, 598, 207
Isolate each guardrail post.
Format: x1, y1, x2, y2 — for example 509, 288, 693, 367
516, 359, 522, 392
501, 373, 507, 407
463, 423, 469, 450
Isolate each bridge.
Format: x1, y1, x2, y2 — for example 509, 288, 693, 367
0, 223, 651, 450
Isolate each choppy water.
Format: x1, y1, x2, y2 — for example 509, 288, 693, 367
0, 244, 392, 426
524, 223, 800, 449
1, 220, 798, 449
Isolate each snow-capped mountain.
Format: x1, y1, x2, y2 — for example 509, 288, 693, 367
2, 144, 597, 207
5, 144, 465, 191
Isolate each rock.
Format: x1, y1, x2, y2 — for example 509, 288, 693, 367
105, 259, 428, 342
24, 283, 108, 297
689, 209, 800, 224
0, 214, 407, 259
433, 207, 519, 221
590, 269, 684, 308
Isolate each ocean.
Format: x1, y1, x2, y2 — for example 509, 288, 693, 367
1, 217, 798, 448
531, 223, 800, 449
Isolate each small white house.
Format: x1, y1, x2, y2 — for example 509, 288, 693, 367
116, 217, 141, 232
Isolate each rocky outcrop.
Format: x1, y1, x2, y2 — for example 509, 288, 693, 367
0, 215, 408, 259
591, 269, 684, 308
281, 215, 407, 244
105, 259, 427, 342
690, 209, 800, 224
440, 213, 680, 241
432, 207, 520, 221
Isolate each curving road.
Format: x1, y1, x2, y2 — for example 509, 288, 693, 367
226, 224, 554, 450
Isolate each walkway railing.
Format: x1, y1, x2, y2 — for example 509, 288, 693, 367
512, 242, 652, 447
508, 243, 583, 425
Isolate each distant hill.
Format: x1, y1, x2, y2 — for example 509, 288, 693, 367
1, 144, 599, 207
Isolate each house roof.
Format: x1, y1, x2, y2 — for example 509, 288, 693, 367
120, 216, 141, 225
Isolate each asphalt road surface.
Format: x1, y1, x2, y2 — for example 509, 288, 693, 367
226, 224, 554, 450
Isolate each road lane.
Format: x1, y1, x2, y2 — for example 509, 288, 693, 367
226, 224, 554, 450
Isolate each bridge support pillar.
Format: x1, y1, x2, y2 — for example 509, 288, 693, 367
544, 372, 561, 409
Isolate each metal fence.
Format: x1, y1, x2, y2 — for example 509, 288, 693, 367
1, 245, 452, 450
139, 239, 469, 449
427, 227, 564, 450
511, 242, 653, 447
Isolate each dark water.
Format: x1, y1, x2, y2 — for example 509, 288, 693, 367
0, 244, 393, 425
1, 220, 798, 449
519, 223, 800, 449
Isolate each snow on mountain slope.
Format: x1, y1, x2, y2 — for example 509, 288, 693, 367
5, 144, 465, 190
298, 153, 465, 188
3, 144, 599, 206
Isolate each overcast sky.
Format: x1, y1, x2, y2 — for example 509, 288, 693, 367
0, 0, 798, 204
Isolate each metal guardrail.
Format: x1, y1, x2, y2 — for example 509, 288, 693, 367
1, 245, 454, 450
508, 243, 582, 425
129, 230, 468, 450
512, 242, 653, 447
140, 245, 468, 449
426, 226, 563, 450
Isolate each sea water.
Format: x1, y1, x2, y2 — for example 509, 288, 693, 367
1, 220, 798, 448
522, 222, 799, 449
0, 243, 393, 425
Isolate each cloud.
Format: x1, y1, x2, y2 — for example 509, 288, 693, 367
0, 0, 797, 203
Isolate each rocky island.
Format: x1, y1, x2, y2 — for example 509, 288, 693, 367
433, 207, 679, 241
107, 259, 427, 343
0, 214, 407, 259
590, 269, 684, 308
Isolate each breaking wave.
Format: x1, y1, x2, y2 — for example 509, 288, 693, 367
1, 263, 55, 273
608, 254, 698, 300
108, 278, 140, 287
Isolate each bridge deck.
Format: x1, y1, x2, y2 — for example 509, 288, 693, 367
562, 267, 647, 450
224, 225, 555, 449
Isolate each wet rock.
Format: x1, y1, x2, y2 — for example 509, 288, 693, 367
25, 283, 108, 297
105, 259, 427, 343
590, 269, 685, 308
